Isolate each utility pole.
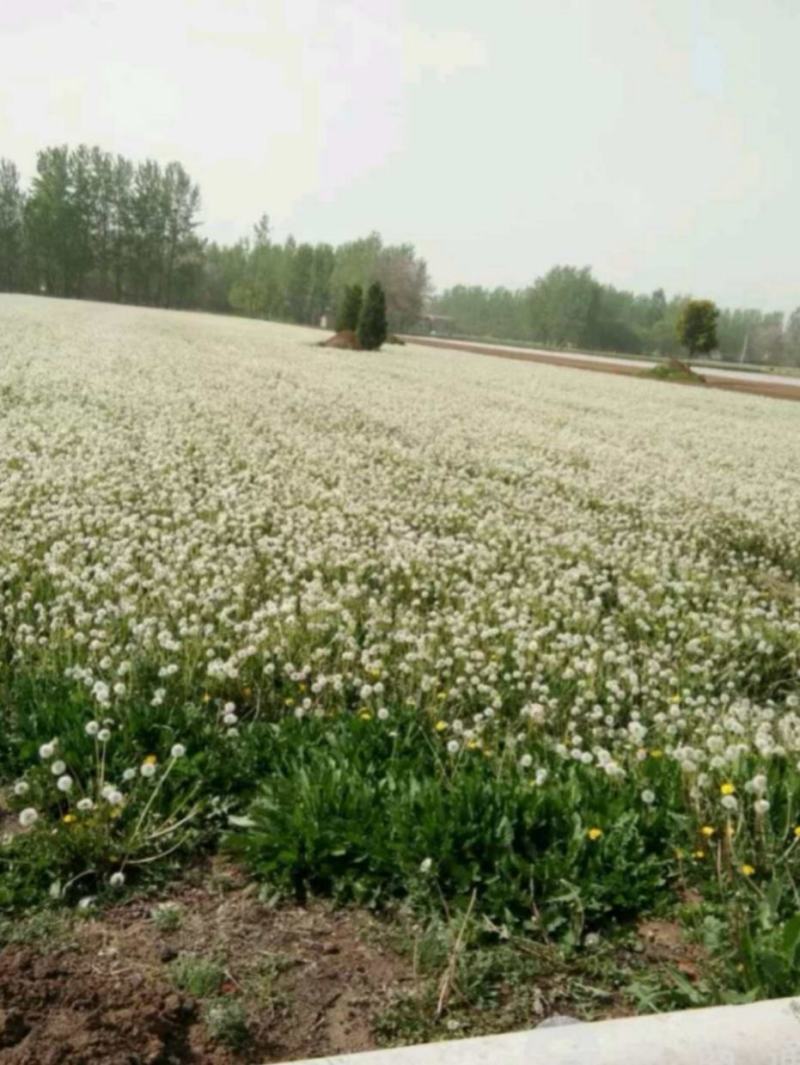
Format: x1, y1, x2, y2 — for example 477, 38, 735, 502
740, 330, 749, 364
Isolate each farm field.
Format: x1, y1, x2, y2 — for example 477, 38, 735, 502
2, 294, 800, 1060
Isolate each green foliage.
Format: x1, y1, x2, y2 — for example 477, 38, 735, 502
0, 159, 25, 292
203, 998, 250, 1050
0, 909, 72, 949
226, 718, 671, 928
700, 876, 800, 1000
0, 724, 202, 908
169, 954, 225, 997
431, 278, 800, 366
151, 902, 184, 933
336, 283, 363, 332
19, 145, 201, 305
6, 142, 798, 365
644, 362, 705, 385
677, 299, 720, 357
358, 282, 389, 351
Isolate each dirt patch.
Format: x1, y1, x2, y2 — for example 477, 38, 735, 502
320, 330, 361, 350
0, 947, 224, 1064
0, 868, 411, 1064
637, 918, 706, 982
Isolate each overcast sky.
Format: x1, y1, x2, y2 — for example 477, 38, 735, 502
1, 0, 796, 310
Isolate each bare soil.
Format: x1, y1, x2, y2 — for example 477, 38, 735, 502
0, 859, 712, 1064
0, 866, 411, 1064
320, 330, 361, 350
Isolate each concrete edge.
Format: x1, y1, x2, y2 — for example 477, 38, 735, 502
274, 996, 800, 1065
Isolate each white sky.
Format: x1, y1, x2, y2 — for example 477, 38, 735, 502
1, 0, 796, 310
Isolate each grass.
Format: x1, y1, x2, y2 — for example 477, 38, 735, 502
151, 902, 184, 933
169, 954, 226, 998
0, 909, 74, 950
642, 361, 706, 385
202, 998, 250, 1050
372, 908, 712, 1046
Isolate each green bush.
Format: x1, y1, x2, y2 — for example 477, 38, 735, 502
336, 284, 363, 332
226, 717, 672, 929
357, 282, 388, 350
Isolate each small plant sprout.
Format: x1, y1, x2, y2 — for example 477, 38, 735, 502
152, 902, 184, 932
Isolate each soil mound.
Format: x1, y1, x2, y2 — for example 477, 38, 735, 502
321, 330, 361, 350
0, 945, 228, 1064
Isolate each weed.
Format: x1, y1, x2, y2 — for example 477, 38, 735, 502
169, 954, 225, 998
203, 997, 250, 1050
151, 902, 184, 933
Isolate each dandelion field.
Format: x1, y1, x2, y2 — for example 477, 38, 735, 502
3, 294, 800, 1023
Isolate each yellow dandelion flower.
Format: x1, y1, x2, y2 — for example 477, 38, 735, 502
284, 697, 294, 707
670, 694, 680, 704
359, 710, 372, 721
201, 693, 211, 703
794, 826, 800, 839
587, 827, 603, 841
437, 692, 447, 701
435, 720, 448, 732
649, 748, 663, 759
700, 825, 715, 838
740, 864, 755, 877
467, 740, 481, 751
693, 850, 705, 859
721, 782, 735, 796
62, 814, 76, 825
144, 754, 158, 766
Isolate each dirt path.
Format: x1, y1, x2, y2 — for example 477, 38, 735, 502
404, 336, 800, 403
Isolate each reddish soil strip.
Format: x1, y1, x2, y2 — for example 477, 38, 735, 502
406, 337, 800, 403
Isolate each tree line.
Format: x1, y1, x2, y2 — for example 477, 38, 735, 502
1, 145, 798, 364
431, 266, 800, 365
0, 145, 429, 331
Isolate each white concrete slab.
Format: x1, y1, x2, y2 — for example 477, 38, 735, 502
275, 997, 800, 1065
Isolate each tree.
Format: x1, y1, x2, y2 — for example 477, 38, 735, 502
336, 284, 363, 331
308, 244, 335, 325
676, 299, 719, 357
0, 159, 25, 291
25, 146, 75, 296
357, 282, 388, 350
286, 242, 315, 323
784, 307, 800, 367
330, 231, 428, 332
527, 266, 600, 347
